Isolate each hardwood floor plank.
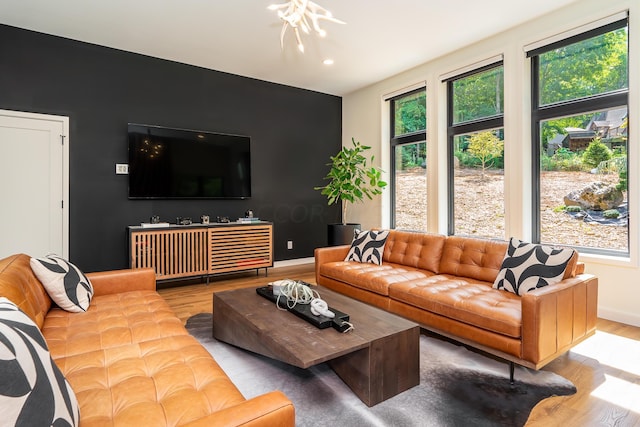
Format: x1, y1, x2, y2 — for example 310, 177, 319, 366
158, 263, 640, 427
158, 264, 316, 323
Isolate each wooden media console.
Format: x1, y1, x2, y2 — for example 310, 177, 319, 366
128, 222, 273, 282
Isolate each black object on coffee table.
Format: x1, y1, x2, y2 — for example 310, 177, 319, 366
256, 285, 350, 330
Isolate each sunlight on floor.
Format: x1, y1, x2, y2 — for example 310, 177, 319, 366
590, 374, 640, 415
570, 330, 640, 414
571, 331, 640, 376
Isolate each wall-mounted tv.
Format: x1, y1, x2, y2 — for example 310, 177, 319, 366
128, 123, 251, 199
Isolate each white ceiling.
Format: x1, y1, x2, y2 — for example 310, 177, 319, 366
0, 0, 581, 96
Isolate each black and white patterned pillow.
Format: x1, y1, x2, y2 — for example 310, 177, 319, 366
0, 297, 80, 426
345, 229, 390, 265
30, 255, 93, 313
493, 238, 576, 295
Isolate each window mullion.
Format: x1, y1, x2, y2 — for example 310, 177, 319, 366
449, 116, 504, 137
533, 91, 629, 122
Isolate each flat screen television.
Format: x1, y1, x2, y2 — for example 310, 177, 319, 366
128, 123, 251, 199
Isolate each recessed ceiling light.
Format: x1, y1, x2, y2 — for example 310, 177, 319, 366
323, 59, 334, 65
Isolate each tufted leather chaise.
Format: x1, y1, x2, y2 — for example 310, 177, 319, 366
315, 230, 598, 371
0, 253, 295, 427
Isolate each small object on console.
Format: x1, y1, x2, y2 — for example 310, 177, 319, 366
216, 216, 231, 223
176, 217, 192, 225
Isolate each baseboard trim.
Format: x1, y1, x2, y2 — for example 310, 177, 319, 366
274, 257, 315, 268
598, 307, 640, 327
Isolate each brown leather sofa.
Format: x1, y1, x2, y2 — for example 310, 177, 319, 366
315, 230, 598, 371
0, 253, 295, 427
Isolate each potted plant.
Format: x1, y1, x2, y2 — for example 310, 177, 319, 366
315, 138, 387, 245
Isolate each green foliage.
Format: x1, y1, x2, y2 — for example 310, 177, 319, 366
538, 27, 628, 105
315, 138, 387, 225
603, 209, 620, 219
582, 138, 613, 168
453, 67, 503, 123
398, 142, 426, 169
540, 148, 585, 171
455, 150, 480, 168
616, 170, 627, 192
555, 148, 585, 171
394, 91, 426, 136
555, 205, 582, 213
612, 145, 627, 156
466, 131, 504, 177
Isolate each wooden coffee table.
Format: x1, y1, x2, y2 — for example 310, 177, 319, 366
213, 285, 420, 406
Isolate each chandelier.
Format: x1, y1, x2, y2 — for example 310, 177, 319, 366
268, 0, 345, 53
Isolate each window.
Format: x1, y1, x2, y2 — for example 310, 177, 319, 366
530, 18, 628, 255
447, 63, 505, 239
390, 89, 426, 231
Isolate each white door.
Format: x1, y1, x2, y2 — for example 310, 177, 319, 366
0, 110, 69, 259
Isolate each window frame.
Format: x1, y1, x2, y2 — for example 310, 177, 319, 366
529, 17, 629, 255
389, 87, 426, 229
446, 61, 504, 236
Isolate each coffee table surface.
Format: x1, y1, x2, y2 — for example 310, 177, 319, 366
213, 284, 420, 406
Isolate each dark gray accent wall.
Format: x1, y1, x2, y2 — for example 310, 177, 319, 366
0, 24, 341, 272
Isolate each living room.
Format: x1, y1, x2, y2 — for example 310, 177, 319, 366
0, 0, 638, 425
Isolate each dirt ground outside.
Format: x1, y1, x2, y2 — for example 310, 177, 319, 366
395, 167, 628, 251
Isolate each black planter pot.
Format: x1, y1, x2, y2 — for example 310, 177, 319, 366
327, 223, 361, 246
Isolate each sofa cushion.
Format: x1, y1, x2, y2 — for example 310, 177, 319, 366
383, 230, 446, 273
319, 261, 429, 296
388, 276, 522, 338
0, 297, 79, 426
30, 255, 93, 313
438, 236, 508, 282
345, 229, 389, 265
43, 290, 188, 359
53, 334, 247, 426
493, 238, 577, 295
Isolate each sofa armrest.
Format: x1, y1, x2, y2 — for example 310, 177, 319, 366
180, 391, 295, 427
86, 268, 156, 297
521, 273, 598, 367
314, 245, 350, 284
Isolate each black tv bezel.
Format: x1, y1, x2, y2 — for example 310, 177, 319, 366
127, 123, 252, 200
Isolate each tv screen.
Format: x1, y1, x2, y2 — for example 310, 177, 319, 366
128, 124, 251, 199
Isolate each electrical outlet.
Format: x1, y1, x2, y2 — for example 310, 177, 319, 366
115, 163, 129, 174
287, 240, 293, 250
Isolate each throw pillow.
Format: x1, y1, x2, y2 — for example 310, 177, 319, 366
345, 229, 390, 265
493, 238, 576, 295
30, 255, 93, 313
0, 297, 80, 426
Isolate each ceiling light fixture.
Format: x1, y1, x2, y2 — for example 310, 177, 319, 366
268, 0, 345, 53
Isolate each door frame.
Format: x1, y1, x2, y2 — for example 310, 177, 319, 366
0, 109, 70, 258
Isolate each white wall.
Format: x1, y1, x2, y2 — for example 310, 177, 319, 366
342, 0, 640, 326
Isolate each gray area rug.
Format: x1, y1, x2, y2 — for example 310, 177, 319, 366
186, 313, 575, 427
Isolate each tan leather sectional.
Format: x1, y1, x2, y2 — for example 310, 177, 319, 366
0, 253, 295, 427
315, 230, 598, 370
